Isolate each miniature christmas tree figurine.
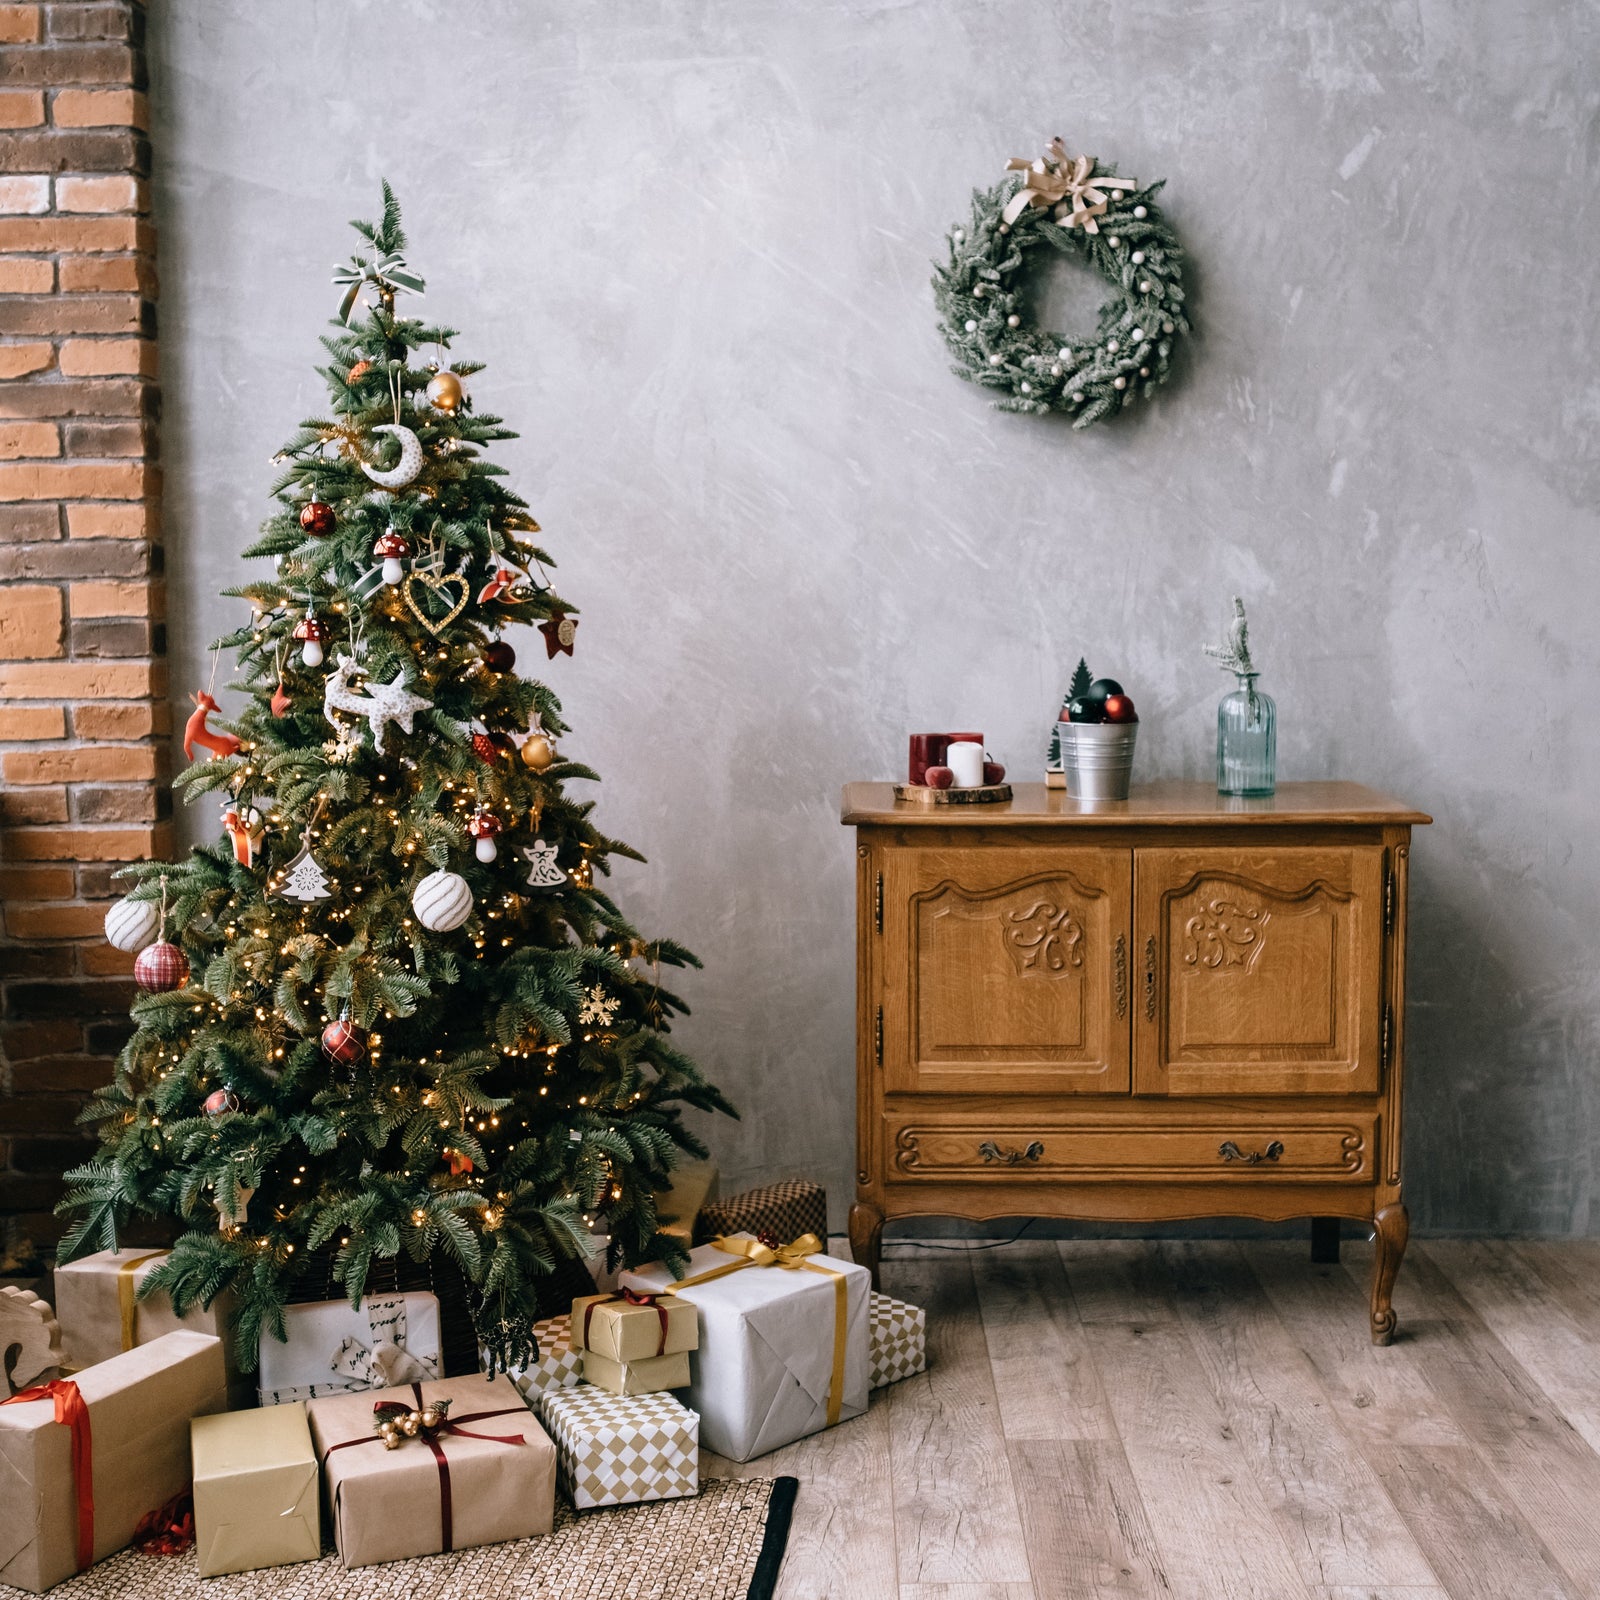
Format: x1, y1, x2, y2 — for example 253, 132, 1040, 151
60, 186, 735, 1376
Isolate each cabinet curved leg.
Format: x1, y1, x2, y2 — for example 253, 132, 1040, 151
849, 1201, 884, 1288
1370, 1201, 1409, 1345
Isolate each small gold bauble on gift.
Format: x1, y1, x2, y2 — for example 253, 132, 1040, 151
426, 370, 464, 412
521, 733, 555, 772
400, 1412, 421, 1437
380, 1423, 401, 1450
419, 1406, 441, 1430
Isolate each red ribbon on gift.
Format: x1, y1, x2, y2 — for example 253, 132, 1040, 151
2, 1379, 94, 1572
582, 1286, 672, 1357
323, 1384, 526, 1554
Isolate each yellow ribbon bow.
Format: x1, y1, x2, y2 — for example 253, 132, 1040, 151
667, 1232, 850, 1427
1002, 139, 1137, 234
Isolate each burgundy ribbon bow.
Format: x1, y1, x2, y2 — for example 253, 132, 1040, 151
2, 1379, 94, 1572
324, 1383, 526, 1553
584, 1286, 672, 1357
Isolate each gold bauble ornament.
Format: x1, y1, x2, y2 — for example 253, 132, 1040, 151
426, 371, 464, 412
521, 734, 555, 772
419, 1407, 441, 1430
400, 1413, 421, 1437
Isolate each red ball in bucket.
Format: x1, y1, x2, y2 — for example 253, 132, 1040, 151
1102, 695, 1138, 723
134, 941, 188, 993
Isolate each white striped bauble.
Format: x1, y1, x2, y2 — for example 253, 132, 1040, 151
105, 896, 161, 954
411, 869, 473, 932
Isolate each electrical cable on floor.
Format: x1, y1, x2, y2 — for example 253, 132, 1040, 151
880, 1218, 1039, 1253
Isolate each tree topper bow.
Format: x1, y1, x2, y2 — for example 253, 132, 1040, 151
1002, 138, 1138, 233
332, 248, 425, 326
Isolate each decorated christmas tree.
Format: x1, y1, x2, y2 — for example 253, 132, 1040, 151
59, 185, 734, 1374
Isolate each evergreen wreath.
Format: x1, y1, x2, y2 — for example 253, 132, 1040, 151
933, 138, 1190, 428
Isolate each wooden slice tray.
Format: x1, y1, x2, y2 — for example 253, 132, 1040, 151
893, 782, 1014, 806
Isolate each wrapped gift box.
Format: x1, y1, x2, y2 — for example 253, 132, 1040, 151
581, 1348, 691, 1396
501, 1313, 583, 1405
191, 1402, 320, 1577
622, 1232, 869, 1463
869, 1291, 927, 1388
307, 1374, 555, 1568
540, 1386, 698, 1510
570, 1291, 697, 1364
693, 1179, 826, 1248
258, 1291, 440, 1405
0, 1329, 228, 1594
656, 1159, 719, 1246
53, 1248, 248, 1403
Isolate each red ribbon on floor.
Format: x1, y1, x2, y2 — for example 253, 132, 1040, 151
582, 1286, 672, 1357
323, 1384, 526, 1554
133, 1491, 194, 1556
2, 1379, 94, 1571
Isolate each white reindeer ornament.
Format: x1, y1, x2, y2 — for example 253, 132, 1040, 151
323, 652, 432, 754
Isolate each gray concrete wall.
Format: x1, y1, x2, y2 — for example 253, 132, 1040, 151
148, 0, 1599, 1235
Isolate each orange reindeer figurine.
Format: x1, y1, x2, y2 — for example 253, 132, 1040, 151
183, 691, 242, 761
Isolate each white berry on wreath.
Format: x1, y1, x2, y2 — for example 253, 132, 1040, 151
934, 139, 1189, 427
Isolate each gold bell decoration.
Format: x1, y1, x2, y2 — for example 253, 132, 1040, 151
426, 370, 464, 412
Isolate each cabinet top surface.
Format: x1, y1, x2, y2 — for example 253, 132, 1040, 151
841, 780, 1431, 828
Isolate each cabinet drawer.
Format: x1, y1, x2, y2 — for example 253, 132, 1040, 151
886, 1110, 1377, 1184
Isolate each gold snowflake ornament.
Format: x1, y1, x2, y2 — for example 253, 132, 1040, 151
577, 985, 619, 1027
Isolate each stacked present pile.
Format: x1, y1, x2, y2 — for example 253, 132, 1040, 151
0, 1173, 926, 1587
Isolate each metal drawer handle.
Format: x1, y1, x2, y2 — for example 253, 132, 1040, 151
1218, 1139, 1284, 1166
978, 1140, 1045, 1166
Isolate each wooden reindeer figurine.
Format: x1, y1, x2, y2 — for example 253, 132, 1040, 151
184, 690, 242, 762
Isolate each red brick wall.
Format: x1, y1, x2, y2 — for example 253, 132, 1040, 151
0, 0, 167, 1263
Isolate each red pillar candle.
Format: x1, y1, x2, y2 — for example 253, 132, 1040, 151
908, 733, 952, 786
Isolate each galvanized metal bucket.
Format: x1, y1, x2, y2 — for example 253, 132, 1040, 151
1059, 721, 1138, 801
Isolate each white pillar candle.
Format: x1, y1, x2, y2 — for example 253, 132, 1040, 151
947, 740, 984, 787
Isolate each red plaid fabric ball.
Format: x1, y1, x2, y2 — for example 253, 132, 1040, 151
134, 940, 189, 993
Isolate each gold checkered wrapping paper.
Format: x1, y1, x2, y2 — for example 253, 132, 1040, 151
540, 1385, 700, 1510
692, 1180, 827, 1247
503, 1312, 584, 1402
869, 1291, 927, 1388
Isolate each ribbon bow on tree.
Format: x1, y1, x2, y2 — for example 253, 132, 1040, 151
332, 248, 426, 326
1002, 138, 1138, 233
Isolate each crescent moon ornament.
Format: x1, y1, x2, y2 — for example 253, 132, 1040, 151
360, 424, 424, 489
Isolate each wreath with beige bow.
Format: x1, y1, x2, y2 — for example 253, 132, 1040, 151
933, 139, 1190, 428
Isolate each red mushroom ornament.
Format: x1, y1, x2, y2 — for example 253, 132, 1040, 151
292, 616, 329, 667
467, 807, 504, 863
373, 529, 411, 586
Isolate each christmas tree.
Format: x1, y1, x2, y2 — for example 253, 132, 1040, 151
59, 185, 734, 1374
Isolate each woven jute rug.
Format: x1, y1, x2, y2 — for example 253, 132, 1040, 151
0, 1478, 797, 1600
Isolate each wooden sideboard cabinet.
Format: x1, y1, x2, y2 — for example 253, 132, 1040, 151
841, 781, 1430, 1343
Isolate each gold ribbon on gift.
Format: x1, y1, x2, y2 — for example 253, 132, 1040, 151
666, 1233, 849, 1427
116, 1250, 169, 1352
1002, 138, 1137, 234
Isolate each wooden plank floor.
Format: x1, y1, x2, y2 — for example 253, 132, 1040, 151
705, 1239, 1600, 1600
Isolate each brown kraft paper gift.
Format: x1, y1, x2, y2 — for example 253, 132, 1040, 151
0, 1329, 229, 1594
306, 1374, 556, 1568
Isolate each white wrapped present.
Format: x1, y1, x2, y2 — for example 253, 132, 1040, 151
540, 1386, 698, 1509
870, 1291, 927, 1387
501, 1313, 583, 1404
257, 1292, 440, 1406
621, 1231, 869, 1463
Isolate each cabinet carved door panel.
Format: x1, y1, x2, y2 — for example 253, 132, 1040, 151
882, 846, 1131, 1095
1133, 846, 1384, 1095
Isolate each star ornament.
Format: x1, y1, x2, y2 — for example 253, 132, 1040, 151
538, 609, 577, 658
578, 984, 619, 1027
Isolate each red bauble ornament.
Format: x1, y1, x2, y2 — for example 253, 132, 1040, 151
925, 765, 954, 790
321, 1018, 367, 1067
983, 760, 1007, 785
483, 640, 515, 673
202, 1088, 239, 1118
538, 610, 577, 659
299, 500, 336, 538
134, 941, 189, 993
1102, 695, 1138, 723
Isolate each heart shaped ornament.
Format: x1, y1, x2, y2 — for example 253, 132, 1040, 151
404, 569, 470, 634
